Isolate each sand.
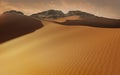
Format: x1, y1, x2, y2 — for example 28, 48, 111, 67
0, 14, 43, 43
53, 16, 82, 22
0, 20, 120, 75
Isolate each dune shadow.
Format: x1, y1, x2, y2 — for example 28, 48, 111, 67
0, 14, 43, 44
53, 19, 120, 28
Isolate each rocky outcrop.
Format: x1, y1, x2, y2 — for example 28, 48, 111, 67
31, 10, 98, 20
66, 10, 97, 19
31, 10, 65, 19
3, 10, 24, 15
66, 11, 94, 16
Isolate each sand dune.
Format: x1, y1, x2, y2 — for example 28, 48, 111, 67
53, 16, 82, 22
0, 14, 43, 43
54, 16, 120, 28
0, 20, 120, 75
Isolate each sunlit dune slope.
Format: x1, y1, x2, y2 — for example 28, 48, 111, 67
0, 21, 120, 75
53, 16, 82, 22
0, 14, 43, 43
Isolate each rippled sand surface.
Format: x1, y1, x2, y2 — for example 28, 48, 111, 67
0, 21, 120, 75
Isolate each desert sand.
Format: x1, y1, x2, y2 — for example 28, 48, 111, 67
53, 16, 83, 22
0, 17, 120, 75
0, 14, 43, 43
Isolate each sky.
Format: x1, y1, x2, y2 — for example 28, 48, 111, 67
0, 0, 120, 19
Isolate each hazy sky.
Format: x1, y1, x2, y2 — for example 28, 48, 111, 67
0, 0, 120, 19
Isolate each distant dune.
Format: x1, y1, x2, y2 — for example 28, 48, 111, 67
53, 16, 120, 28
53, 16, 83, 22
0, 14, 43, 43
0, 19, 120, 75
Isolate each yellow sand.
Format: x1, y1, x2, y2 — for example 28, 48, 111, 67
53, 16, 82, 22
0, 21, 120, 75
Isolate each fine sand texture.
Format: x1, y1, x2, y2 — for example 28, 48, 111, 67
0, 20, 120, 75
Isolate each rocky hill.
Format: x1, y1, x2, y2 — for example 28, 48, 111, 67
31, 10, 98, 20
3, 10, 24, 15
31, 10, 65, 19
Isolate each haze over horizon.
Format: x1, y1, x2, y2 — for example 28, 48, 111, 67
0, 0, 120, 19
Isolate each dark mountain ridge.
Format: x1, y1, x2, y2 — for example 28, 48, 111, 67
3, 10, 24, 15
31, 10, 65, 19
30, 9, 98, 20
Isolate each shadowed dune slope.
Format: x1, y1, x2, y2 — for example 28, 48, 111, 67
0, 21, 120, 75
0, 14, 43, 43
54, 16, 120, 28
